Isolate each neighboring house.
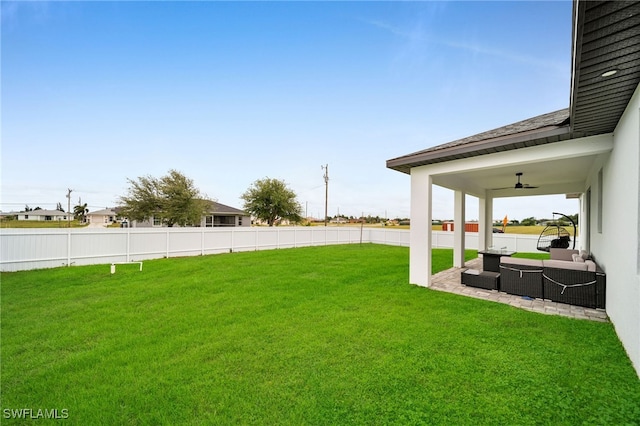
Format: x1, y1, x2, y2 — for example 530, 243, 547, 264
387, 1, 640, 376
86, 208, 120, 226
0, 211, 20, 219
441, 222, 479, 232
17, 209, 68, 222
330, 217, 348, 224
201, 201, 250, 227
129, 201, 250, 228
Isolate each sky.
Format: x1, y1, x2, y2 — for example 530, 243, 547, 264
1, 0, 580, 221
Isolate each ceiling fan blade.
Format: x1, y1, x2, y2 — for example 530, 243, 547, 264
491, 172, 540, 190
491, 173, 539, 190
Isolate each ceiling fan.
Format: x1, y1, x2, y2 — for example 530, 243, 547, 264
494, 172, 539, 190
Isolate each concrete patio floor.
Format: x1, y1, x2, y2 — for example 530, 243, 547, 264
430, 258, 608, 322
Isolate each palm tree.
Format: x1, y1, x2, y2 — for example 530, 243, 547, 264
73, 203, 88, 223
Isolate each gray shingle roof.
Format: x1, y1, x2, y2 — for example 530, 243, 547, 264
387, 109, 575, 174
207, 201, 248, 216
87, 208, 118, 216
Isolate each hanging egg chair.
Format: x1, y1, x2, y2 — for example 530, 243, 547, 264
537, 212, 576, 252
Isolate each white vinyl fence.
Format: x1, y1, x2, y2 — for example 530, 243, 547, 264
0, 227, 575, 272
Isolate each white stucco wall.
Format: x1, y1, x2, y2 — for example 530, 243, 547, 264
239, 215, 251, 227
589, 83, 640, 376
18, 212, 67, 221
87, 214, 115, 225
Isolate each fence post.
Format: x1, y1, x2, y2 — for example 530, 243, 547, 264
67, 228, 71, 267
126, 228, 131, 262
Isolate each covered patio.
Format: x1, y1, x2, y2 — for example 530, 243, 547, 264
430, 257, 608, 322
387, 109, 613, 287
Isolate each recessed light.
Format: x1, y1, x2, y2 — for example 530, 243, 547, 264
601, 69, 618, 77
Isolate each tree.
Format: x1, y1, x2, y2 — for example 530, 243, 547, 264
56, 202, 65, 212
74, 203, 88, 222
118, 170, 210, 227
241, 178, 303, 226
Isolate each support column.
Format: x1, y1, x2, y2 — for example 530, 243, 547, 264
479, 193, 493, 251
453, 190, 466, 267
410, 168, 432, 287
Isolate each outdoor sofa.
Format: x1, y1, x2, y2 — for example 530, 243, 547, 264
498, 257, 544, 299
499, 249, 606, 309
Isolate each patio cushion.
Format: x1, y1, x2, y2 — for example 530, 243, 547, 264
585, 260, 597, 272
543, 259, 588, 271
500, 257, 543, 267
572, 254, 585, 262
550, 248, 579, 261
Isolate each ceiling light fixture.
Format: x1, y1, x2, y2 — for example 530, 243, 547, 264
601, 69, 618, 77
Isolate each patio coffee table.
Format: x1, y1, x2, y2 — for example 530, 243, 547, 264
478, 249, 516, 272
461, 269, 500, 290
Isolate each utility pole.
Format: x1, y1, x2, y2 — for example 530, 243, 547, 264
321, 164, 329, 226
66, 188, 73, 228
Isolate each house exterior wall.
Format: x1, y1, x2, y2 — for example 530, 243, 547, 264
201, 214, 251, 227
87, 214, 116, 225
132, 214, 251, 228
588, 83, 640, 375
441, 222, 479, 232
18, 212, 67, 221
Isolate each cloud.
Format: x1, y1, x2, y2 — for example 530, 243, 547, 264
364, 19, 425, 41
361, 13, 565, 75
441, 39, 565, 74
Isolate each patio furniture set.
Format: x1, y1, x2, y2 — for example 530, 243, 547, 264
462, 248, 606, 309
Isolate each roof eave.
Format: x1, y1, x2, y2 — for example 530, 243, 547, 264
387, 125, 574, 174
568, 0, 586, 131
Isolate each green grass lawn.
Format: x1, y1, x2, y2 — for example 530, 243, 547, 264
512, 251, 550, 260
2, 245, 638, 425
0, 219, 87, 228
